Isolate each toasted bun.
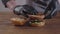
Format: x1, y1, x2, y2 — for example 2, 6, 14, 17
10, 18, 27, 26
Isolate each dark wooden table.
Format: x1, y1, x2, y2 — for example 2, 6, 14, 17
0, 11, 60, 34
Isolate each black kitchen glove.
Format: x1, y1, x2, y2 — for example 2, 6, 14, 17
13, 5, 38, 18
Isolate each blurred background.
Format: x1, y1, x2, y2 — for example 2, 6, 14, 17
0, 0, 60, 11
0, 0, 27, 11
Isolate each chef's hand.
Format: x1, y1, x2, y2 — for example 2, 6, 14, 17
6, 0, 16, 10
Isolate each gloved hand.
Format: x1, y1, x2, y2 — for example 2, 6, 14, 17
13, 5, 38, 18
